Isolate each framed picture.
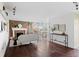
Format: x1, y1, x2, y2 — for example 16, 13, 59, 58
59, 24, 66, 32
53, 24, 59, 31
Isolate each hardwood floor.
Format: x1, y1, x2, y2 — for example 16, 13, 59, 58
5, 40, 79, 57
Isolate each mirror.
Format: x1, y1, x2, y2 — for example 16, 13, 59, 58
51, 24, 66, 33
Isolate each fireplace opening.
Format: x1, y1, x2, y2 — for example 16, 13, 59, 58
17, 33, 23, 38
14, 33, 23, 45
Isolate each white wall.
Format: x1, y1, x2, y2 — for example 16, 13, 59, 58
0, 3, 9, 57
0, 3, 3, 11
49, 12, 74, 48
74, 11, 79, 49
8, 14, 48, 23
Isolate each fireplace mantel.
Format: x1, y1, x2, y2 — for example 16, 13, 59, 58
12, 28, 27, 38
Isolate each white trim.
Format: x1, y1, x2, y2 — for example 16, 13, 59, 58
12, 28, 27, 37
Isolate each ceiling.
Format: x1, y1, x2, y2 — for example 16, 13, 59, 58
3, 2, 75, 21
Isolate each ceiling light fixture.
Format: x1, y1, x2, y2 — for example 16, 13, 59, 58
73, 2, 78, 10
13, 7, 16, 15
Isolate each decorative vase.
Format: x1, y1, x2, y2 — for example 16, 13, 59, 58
18, 24, 22, 28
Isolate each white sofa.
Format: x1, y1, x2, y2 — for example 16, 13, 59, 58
17, 34, 39, 45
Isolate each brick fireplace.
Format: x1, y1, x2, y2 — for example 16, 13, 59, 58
9, 20, 30, 38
